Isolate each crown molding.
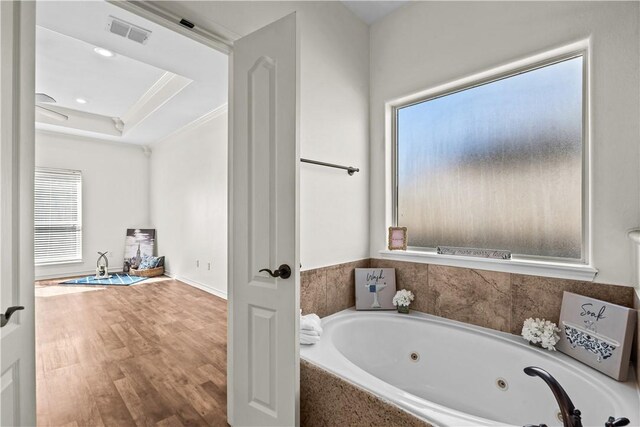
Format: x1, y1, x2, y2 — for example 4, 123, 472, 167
149, 103, 228, 146
35, 128, 147, 152
36, 104, 122, 136
35, 101, 228, 152
120, 71, 193, 134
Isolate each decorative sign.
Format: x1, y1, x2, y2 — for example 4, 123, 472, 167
355, 268, 397, 310
436, 246, 511, 260
123, 229, 156, 272
388, 227, 407, 250
557, 292, 636, 381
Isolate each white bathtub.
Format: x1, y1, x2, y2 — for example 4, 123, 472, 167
301, 309, 640, 427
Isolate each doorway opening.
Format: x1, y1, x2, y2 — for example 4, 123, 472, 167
33, 1, 230, 425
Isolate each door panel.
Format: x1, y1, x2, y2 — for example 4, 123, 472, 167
228, 13, 299, 427
1, 364, 18, 426
248, 57, 277, 289
249, 305, 277, 413
0, 2, 36, 426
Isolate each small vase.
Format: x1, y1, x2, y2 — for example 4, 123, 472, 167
397, 305, 410, 314
529, 341, 544, 349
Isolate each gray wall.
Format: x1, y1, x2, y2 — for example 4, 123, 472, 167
151, 1, 371, 271
369, 1, 640, 285
35, 131, 150, 279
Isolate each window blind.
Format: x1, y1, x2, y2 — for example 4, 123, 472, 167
34, 168, 82, 265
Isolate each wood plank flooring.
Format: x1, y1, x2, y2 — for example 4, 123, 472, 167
35, 277, 228, 427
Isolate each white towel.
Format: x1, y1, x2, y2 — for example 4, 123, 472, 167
301, 312, 323, 334
300, 311, 322, 345
300, 332, 321, 345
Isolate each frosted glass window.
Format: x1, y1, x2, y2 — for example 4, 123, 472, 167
396, 56, 584, 260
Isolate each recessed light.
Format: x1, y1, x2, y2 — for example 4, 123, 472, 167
93, 47, 114, 57
75, 98, 88, 104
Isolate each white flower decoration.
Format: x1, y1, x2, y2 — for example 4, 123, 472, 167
521, 317, 561, 351
392, 289, 415, 307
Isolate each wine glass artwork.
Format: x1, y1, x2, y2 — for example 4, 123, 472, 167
355, 268, 396, 310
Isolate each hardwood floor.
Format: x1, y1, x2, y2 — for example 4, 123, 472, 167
35, 277, 228, 427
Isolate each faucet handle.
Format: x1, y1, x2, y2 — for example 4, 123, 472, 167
605, 417, 630, 427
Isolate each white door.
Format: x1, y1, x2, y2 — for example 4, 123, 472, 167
228, 13, 300, 427
0, 2, 37, 426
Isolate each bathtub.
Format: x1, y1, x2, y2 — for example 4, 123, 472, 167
300, 309, 640, 427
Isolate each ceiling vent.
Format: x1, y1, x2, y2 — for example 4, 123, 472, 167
106, 16, 151, 45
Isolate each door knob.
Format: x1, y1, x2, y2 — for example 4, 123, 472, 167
1, 306, 24, 327
259, 264, 292, 279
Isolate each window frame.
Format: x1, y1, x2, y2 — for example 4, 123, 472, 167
34, 167, 83, 266
384, 41, 593, 278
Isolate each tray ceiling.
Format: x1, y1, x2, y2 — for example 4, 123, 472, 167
36, 1, 228, 145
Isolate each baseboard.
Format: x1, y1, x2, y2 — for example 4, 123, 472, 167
35, 266, 124, 281
164, 270, 227, 300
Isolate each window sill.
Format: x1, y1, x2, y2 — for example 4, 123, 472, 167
377, 249, 598, 282
35, 259, 84, 267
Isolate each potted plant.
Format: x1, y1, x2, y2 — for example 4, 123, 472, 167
392, 289, 414, 314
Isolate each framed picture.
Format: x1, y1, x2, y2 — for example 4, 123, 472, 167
556, 292, 636, 381
123, 229, 156, 272
388, 226, 407, 250
355, 268, 396, 310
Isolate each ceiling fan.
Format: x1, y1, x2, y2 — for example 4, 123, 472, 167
35, 93, 68, 121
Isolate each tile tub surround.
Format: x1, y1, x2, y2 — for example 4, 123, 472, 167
300, 359, 431, 427
299, 260, 636, 425
301, 258, 634, 334
300, 259, 369, 317
370, 259, 635, 335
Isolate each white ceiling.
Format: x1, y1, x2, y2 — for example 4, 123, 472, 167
37, 27, 166, 117
35, 1, 228, 145
341, 1, 409, 25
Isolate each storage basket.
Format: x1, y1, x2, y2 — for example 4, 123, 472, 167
130, 266, 164, 278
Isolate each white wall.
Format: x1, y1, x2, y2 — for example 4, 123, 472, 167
149, 110, 228, 298
151, 1, 371, 270
35, 117, 228, 298
32, 0, 373, 287
369, 1, 640, 286
34, 131, 150, 279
